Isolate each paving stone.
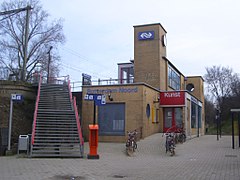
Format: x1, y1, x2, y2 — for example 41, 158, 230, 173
0, 134, 239, 180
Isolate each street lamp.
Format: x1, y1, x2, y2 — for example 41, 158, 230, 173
47, 46, 53, 83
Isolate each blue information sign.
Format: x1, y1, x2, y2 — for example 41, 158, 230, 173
84, 94, 106, 106
11, 94, 23, 102
138, 31, 155, 40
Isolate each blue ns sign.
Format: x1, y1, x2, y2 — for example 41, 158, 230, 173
138, 31, 154, 40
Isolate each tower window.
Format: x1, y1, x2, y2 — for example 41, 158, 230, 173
168, 65, 180, 90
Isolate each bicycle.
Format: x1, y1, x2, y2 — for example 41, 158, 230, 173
126, 130, 138, 156
164, 132, 175, 156
177, 128, 186, 144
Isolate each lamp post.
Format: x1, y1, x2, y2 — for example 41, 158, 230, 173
47, 46, 53, 83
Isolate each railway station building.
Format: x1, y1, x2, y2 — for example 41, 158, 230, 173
81, 23, 205, 142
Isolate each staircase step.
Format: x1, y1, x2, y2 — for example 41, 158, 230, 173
35, 129, 78, 133
33, 139, 80, 143
32, 142, 80, 146
35, 133, 78, 136
36, 127, 78, 130
34, 136, 79, 139
36, 119, 76, 122
37, 109, 74, 112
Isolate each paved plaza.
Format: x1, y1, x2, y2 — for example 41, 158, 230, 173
0, 134, 239, 180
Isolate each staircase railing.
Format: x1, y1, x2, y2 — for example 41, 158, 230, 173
31, 74, 42, 145
68, 78, 84, 146
68, 77, 73, 102
73, 97, 84, 145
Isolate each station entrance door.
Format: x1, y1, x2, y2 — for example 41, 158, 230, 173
163, 108, 183, 132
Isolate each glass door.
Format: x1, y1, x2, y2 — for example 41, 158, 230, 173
164, 108, 183, 132
164, 108, 173, 132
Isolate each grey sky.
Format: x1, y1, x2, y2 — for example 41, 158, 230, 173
41, 0, 239, 81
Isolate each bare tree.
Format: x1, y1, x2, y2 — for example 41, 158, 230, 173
204, 96, 215, 126
204, 66, 237, 106
231, 74, 240, 97
0, 0, 65, 81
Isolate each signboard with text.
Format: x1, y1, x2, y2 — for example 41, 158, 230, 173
11, 94, 23, 102
84, 94, 106, 106
160, 91, 185, 106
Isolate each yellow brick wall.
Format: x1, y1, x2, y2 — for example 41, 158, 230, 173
134, 24, 167, 90
82, 84, 161, 142
186, 76, 205, 136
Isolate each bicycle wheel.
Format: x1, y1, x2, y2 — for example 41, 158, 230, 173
133, 141, 137, 152
126, 141, 134, 156
170, 146, 175, 156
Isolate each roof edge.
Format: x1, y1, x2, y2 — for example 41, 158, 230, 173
133, 23, 167, 33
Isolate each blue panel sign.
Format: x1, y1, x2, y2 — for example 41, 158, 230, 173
84, 94, 106, 106
11, 94, 23, 102
138, 31, 155, 40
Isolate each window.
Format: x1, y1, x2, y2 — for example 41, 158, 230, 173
164, 108, 172, 128
198, 106, 202, 128
191, 102, 197, 128
168, 65, 180, 90
175, 108, 183, 128
98, 103, 125, 135
118, 63, 134, 84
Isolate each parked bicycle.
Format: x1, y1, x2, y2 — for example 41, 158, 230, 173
164, 132, 175, 156
175, 128, 186, 144
126, 129, 138, 156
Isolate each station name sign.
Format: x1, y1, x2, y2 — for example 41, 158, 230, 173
160, 91, 185, 106
87, 87, 138, 94
138, 31, 155, 40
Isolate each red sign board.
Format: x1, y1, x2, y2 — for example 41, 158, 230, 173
160, 91, 185, 106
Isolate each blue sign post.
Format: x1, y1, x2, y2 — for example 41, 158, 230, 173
84, 94, 106, 106
84, 94, 106, 159
8, 94, 23, 151
84, 94, 106, 124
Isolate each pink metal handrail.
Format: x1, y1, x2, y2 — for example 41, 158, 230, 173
31, 74, 42, 145
68, 77, 84, 145
73, 97, 84, 145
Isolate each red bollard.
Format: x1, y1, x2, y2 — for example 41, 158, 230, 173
87, 124, 99, 159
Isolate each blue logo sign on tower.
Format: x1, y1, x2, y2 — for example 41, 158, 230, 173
138, 31, 155, 40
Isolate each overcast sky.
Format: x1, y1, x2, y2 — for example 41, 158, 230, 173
41, 0, 239, 82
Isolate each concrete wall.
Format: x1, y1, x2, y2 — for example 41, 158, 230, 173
0, 80, 36, 99
0, 81, 36, 154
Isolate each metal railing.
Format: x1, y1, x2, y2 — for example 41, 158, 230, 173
68, 78, 84, 147
70, 77, 134, 92
31, 73, 42, 145
73, 97, 84, 146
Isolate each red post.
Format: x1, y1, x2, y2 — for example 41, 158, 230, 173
87, 124, 99, 159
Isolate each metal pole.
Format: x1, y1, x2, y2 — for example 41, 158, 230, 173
238, 112, 240, 148
232, 112, 235, 149
8, 98, 13, 151
93, 101, 96, 125
219, 113, 222, 138
216, 114, 219, 141
197, 109, 199, 137
47, 46, 53, 84
22, 6, 31, 81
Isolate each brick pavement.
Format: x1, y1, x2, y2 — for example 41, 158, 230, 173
0, 134, 239, 180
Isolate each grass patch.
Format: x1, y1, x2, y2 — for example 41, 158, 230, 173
206, 119, 233, 135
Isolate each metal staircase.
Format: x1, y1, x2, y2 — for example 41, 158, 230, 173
30, 78, 84, 157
